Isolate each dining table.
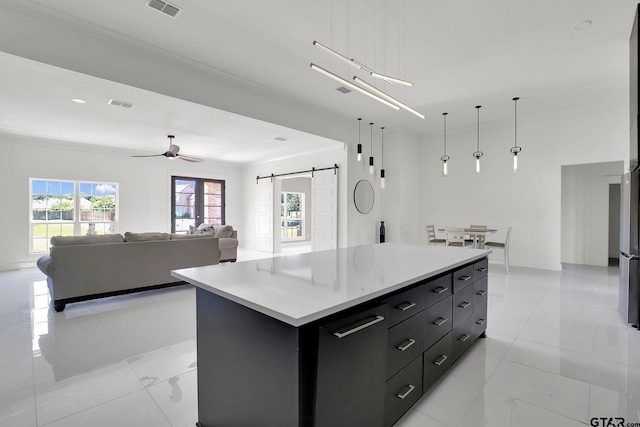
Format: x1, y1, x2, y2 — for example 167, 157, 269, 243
438, 227, 498, 249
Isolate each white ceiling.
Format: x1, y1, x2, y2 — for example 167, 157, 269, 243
0, 0, 638, 163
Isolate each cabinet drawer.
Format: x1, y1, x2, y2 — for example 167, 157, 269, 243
452, 316, 474, 362
452, 285, 475, 327
474, 276, 488, 307
424, 274, 452, 308
423, 332, 453, 392
423, 296, 452, 351
384, 356, 423, 427
387, 312, 424, 379
452, 265, 474, 292
384, 285, 425, 328
472, 303, 488, 339
473, 258, 489, 281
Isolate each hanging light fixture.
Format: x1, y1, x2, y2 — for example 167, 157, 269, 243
356, 118, 363, 162
441, 113, 450, 177
380, 127, 386, 189
473, 106, 484, 174
369, 122, 375, 175
510, 97, 522, 172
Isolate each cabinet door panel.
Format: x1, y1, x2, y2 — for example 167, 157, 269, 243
424, 274, 452, 308
315, 304, 388, 427
473, 303, 488, 339
452, 316, 474, 361
423, 332, 453, 392
423, 296, 453, 351
453, 285, 475, 327
384, 356, 423, 427
387, 312, 424, 379
453, 265, 474, 292
474, 275, 488, 307
473, 258, 489, 281
384, 285, 424, 328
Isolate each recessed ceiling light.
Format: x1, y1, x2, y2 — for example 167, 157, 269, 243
573, 20, 592, 30
274, 136, 287, 141
71, 98, 86, 104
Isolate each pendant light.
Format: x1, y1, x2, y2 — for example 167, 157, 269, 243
473, 105, 483, 174
441, 113, 450, 177
369, 122, 375, 175
510, 97, 522, 172
380, 127, 386, 188
356, 118, 363, 162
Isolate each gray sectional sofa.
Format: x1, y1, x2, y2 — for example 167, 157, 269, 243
37, 232, 222, 312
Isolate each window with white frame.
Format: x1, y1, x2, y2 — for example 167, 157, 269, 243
30, 179, 119, 253
280, 191, 304, 240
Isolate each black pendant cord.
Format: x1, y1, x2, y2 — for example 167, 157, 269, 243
381, 127, 385, 168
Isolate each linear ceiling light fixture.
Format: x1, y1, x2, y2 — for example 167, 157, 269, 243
312, 41, 413, 87
441, 113, 450, 177
510, 97, 522, 172
353, 76, 425, 119
473, 106, 484, 174
310, 63, 400, 110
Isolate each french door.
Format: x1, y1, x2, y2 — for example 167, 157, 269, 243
172, 176, 225, 233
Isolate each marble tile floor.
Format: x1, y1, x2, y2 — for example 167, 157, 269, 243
1, 260, 638, 427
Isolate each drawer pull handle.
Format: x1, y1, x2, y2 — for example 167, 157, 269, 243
396, 384, 416, 400
458, 302, 471, 309
333, 315, 385, 339
477, 267, 488, 272
433, 317, 448, 326
476, 290, 487, 296
476, 318, 486, 326
397, 339, 416, 352
458, 275, 471, 281
434, 355, 448, 366
459, 334, 471, 342
397, 301, 417, 311
433, 286, 449, 294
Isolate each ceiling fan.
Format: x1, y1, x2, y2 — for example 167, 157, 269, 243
132, 135, 203, 162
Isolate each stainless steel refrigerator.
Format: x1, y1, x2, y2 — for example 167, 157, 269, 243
620, 171, 640, 329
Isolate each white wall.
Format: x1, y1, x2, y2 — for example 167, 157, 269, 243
0, 134, 243, 270
420, 103, 628, 271
561, 161, 624, 266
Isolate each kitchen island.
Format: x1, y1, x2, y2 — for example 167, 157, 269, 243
172, 243, 491, 427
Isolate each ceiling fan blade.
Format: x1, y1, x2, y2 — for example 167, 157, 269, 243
177, 154, 203, 162
131, 153, 166, 158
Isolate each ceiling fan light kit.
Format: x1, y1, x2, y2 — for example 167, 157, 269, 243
131, 135, 203, 163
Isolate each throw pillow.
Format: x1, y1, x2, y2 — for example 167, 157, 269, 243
213, 224, 234, 238
196, 223, 215, 234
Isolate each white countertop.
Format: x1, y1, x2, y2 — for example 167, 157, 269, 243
172, 243, 490, 327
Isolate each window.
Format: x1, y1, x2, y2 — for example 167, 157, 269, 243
281, 191, 304, 240
30, 179, 118, 253
172, 176, 225, 233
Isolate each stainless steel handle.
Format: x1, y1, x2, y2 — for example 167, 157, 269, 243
433, 317, 448, 326
459, 334, 470, 342
476, 290, 487, 296
458, 302, 471, 309
433, 286, 449, 294
333, 315, 385, 339
434, 355, 448, 366
476, 318, 486, 326
458, 275, 471, 281
396, 384, 416, 400
477, 267, 488, 272
397, 301, 417, 311
397, 338, 416, 352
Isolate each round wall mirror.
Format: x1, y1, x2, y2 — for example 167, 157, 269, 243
354, 179, 375, 214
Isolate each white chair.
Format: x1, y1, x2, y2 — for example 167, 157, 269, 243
445, 227, 473, 248
426, 225, 446, 246
484, 226, 512, 274
470, 224, 487, 248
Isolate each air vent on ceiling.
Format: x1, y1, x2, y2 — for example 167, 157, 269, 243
274, 136, 288, 141
108, 99, 135, 109
147, 0, 181, 18
336, 86, 352, 94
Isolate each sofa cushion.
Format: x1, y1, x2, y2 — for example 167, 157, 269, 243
170, 232, 215, 240
213, 224, 234, 238
50, 234, 124, 247
196, 223, 216, 234
124, 232, 170, 242
37, 254, 53, 277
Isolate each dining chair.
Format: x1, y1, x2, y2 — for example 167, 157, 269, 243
445, 227, 473, 248
470, 224, 487, 248
426, 225, 446, 246
484, 226, 512, 274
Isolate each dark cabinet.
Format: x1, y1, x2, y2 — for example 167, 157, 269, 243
384, 356, 423, 427
423, 331, 453, 391
423, 296, 453, 350
387, 311, 424, 379
315, 304, 389, 427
